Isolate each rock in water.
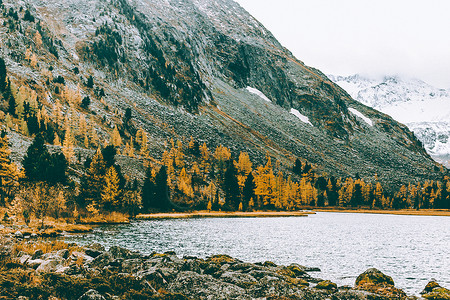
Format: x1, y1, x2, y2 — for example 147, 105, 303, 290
355, 268, 395, 286
422, 281, 441, 294
315, 280, 338, 291
421, 281, 450, 300
354, 268, 407, 299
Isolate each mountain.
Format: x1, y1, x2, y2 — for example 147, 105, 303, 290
0, 0, 445, 189
329, 74, 450, 167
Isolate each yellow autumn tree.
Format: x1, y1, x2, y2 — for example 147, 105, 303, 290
101, 166, 121, 210
254, 157, 275, 207
235, 152, 252, 175
178, 167, 193, 197
53, 133, 61, 146
111, 125, 122, 147
62, 126, 75, 163
136, 128, 149, 156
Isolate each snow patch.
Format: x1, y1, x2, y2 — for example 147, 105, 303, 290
290, 108, 312, 126
246, 87, 272, 102
349, 108, 373, 126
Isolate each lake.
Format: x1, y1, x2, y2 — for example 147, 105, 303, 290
65, 212, 450, 295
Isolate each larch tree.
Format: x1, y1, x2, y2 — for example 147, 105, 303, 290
111, 125, 122, 147
62, 126, 75, 163
101, 166, 121, 210
0, 132, 19, 204
235, 152, 252, 176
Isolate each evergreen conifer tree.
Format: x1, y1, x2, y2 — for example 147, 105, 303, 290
79, 149, 106, 207
23, 133, 51, 181
223, 160, 240, 210
0, 57, 6, 92
242, 172, 256, 211
141, 166, 156, 212
154, 165, 170, 210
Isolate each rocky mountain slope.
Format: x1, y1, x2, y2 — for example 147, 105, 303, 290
329, 74, 450, 167
0, 0, 445, 189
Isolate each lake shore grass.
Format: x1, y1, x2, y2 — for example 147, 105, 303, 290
313, 208, 450, 216
136, 210, 314, 220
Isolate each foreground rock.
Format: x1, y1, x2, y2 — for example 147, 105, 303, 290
0, 238, 446, 299
421, 281, 450, 300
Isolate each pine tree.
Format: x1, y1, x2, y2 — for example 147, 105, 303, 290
0, 132, 19, 204
79, 149, 106, 206
154, 166, 170, 210
0, 57, 7, 92
223, 160, 240, 210
141, 166, 156, 212
23, 133, 51, 181
293, 158, 302, 175
101, 166, 121, 210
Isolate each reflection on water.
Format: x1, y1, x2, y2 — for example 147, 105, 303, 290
64, 212, 450, 295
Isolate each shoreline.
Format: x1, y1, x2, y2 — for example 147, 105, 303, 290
136, 210, 314, 219
2, 237, 448, 299
313, 208, 450, 217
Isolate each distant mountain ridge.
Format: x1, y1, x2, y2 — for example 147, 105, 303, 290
0, 0, 445, 189
329, 74, 450, 167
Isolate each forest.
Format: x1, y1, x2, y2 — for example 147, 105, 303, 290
1, 46, 450, 226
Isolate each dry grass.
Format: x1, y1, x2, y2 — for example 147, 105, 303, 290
137, 210, 313, 220
78, 212, 130, 224
0, 216, 93, 238
314, 208, 450, 217
11, 239, 82, 256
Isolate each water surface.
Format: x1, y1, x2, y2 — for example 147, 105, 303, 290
65, 212, 450, 295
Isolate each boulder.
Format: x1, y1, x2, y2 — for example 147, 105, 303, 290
247, 274, 301, 298
88, 243, 105, 252
85, 248, 103, 258
55, 266, 71, 274
14, 231, 23, 239
220, 271, 258, 288
89, 252, 113, 268
36, 259, 61, 273
70, 251, 94, 264
206, 254, 238, 265
78, 289, 106, 300
26, 258, 44, 269
287, 264, 307, 276
354, 268, 406, 299
421, 281, 450, 300
109, 246, 139, 259
168, 271, 248, 299
355, 268, 395, 286
19, 254, 32, 264
57, 249, 70, 259
315, 280, 337, 291
262, 261, 277, 268
422, 281, 442, 294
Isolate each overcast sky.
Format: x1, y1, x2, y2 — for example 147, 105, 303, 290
235, 0, 450, 89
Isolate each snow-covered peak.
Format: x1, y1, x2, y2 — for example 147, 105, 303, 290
330, 74, 450, 167
330, 74, 450, 112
